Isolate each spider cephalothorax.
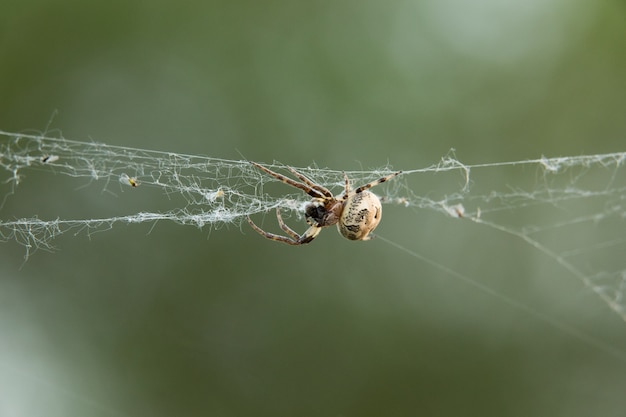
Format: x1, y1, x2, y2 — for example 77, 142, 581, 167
247, 162, 401, 245
304, 198, 341, 228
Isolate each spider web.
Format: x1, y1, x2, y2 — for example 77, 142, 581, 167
1, 130, 625, 322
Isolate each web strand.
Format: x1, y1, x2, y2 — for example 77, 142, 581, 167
1, 131, 625, 322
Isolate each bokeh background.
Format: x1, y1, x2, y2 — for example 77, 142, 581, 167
1, 1, 625, 416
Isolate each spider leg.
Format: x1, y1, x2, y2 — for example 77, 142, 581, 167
247, 214, 321, 245
247, 216, 300, 245
251, 162, 326, 199
354, 171, 402, 194
285, 166, 333, 198
342, 172, 350, 198
275, 207, 299, 240
296, 225, 321, 244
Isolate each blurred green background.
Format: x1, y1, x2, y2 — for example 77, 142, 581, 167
1, 1, 625, 416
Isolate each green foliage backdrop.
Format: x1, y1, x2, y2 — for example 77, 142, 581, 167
1, 1, 625, 416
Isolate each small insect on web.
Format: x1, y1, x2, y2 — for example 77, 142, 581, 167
246, 162, 402, 245
1, 131, 626, 326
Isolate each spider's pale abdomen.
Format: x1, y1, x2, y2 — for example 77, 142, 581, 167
337, 191, 382, 241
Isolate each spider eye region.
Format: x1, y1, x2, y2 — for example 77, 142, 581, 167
305, 202, 328, 226
338, 191, 382, 241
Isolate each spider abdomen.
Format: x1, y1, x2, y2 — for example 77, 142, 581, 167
337, 191, 382, 241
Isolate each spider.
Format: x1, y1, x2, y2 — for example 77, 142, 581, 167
247, 162, 401, 245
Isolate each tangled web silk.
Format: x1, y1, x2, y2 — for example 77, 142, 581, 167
1, 131, 625, 322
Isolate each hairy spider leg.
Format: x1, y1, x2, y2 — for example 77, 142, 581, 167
250, 162, 327, 199
353, 171, 402, 194
342, 172, 350, 199
246, 214, 321, 245
247, 216, 298, 245
275, 208, 300, 239
285, 166, 333, 198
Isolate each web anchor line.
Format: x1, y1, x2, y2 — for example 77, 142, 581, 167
1, 131, 625, 323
